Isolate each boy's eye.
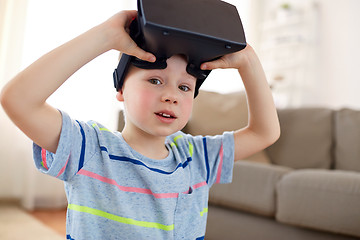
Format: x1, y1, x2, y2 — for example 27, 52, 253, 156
149, 78, 162, 85
179, 85, 191, 92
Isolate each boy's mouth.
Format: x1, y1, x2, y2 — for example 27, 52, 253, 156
155, 111, 177, 119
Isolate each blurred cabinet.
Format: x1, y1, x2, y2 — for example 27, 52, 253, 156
258, 1, 319, 108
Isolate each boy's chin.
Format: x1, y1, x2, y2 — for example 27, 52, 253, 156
150, 126, 185, 137
152, 129, 180, 137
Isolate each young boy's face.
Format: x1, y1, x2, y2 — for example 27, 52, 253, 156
117, 55, 197, 138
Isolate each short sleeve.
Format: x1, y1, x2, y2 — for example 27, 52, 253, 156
202, 132, 235, 186
174, 131, 235, 187
33, 110, 99, 181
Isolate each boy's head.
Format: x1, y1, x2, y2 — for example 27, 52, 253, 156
113, 0, 246, 97
117, 54, 196, 137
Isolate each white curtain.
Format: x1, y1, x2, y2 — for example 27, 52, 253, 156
0, 0, 39, 209
0, 0, 68, 209
0, 0, 26, 83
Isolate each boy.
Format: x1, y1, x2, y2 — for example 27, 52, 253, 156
0, 10, 280, 239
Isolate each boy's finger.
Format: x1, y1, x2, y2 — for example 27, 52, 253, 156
201, 57, 228, 70
126, 10, 138, 18
131, 47, 156, 63
123, 10, 137, 23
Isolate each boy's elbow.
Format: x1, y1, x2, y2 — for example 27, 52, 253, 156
0, 84, 21, 117
0, 87, 9, 111
271, 127, 281, 144
255, 122, 280, 149
266, 125, 281, 147
0, 85, 13, 111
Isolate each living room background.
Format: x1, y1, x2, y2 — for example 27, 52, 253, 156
0, 0, 359, 210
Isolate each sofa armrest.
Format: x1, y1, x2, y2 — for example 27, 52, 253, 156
209, 161, 291, 217
276, 169, 360, 237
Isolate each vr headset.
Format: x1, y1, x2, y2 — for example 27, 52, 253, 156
113, 0, 247, 97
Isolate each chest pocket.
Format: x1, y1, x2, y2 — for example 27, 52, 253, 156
173, 183, 209, 240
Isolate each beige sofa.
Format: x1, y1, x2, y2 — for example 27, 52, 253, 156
183, 91, 360, 240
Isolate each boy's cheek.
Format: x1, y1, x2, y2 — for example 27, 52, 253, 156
126, 86, 153, 102
138, 88, 156, 104
182, 98, 194, 120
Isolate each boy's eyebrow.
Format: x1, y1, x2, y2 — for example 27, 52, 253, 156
178, 70, 197, 81
184, 74, 197, 83
184, 76, 197, 83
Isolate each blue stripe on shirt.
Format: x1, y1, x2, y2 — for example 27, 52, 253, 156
76, 120, 86, 171
110, 155, 192, 175
202, 137, 210, 184
67, 234, 75, 240
100, 146, 192, 175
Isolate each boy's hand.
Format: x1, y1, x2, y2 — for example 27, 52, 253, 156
105, 10, 156, 62
200, 44, 252, 71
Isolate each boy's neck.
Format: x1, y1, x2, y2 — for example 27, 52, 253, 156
121, 129, 169, 160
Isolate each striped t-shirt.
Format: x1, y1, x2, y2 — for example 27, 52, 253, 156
33, 110, 234, 240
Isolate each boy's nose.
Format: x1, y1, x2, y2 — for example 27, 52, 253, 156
161, 92, 178, 104
162, 96, 178, 104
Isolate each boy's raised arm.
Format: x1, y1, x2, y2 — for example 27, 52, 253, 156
201, 44, 280, 161
0, 10, 155, 153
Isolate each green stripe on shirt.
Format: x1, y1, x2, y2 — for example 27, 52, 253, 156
68, 204, 174, 231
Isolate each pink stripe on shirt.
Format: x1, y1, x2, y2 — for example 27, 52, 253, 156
78, 169, 179, 199
215, 144, 224, 184
41, 148, 49, 170
56, 156, 70, 178
192, 181, 207, 190
78, 169, 209, 198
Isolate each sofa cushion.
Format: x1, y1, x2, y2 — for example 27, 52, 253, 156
244, 151, 271, 164
184, 90, 249, 135
206, 205, 358, 240
276, 169, 360, 237
266, 108, 333, 169
334, 108, 360, 171
209, 161, 291, 217
183, 90, 271, 163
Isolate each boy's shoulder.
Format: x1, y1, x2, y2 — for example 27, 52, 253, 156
167, 131, 235, 158
166, 131, 203, 146
87, 120, 114, 134
167, 131, 234, 144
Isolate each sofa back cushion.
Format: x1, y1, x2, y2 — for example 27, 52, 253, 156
334, 109, 360, 171
183, 90, 248, 135
266, 108, 333, 169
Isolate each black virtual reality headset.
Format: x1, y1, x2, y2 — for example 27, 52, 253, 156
113, 0, 247, 97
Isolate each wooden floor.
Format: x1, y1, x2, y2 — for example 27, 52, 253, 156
29, 208, 67, 236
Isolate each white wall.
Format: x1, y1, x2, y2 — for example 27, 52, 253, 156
255, 0, 360, 109
316, 0, 360, 109
0, 0, 29, 200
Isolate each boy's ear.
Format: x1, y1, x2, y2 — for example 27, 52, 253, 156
116, 90, 124, 102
